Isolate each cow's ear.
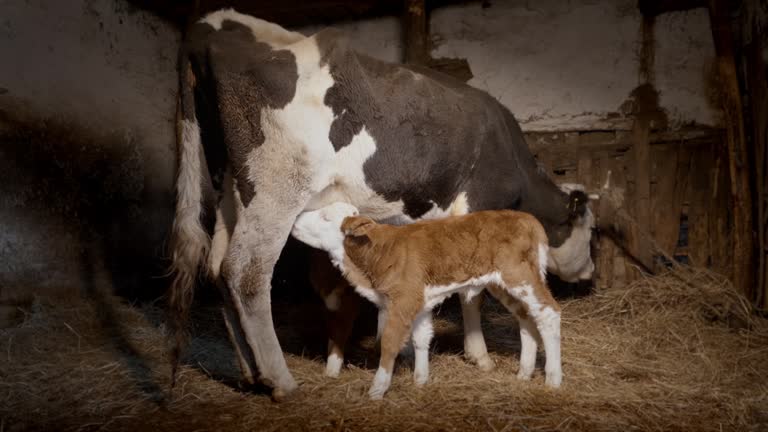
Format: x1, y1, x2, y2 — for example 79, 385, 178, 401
567, 190, 589, 219
342, 216, 376, 237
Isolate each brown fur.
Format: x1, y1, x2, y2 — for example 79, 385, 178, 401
323, 210, 559, 378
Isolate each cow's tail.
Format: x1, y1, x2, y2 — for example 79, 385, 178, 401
168, 55, 210, 387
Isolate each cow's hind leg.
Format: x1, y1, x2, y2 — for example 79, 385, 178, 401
460, 293, 495, 371
221, 193, 310, 400
207, 172, 257, 384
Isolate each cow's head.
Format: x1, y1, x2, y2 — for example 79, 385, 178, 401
547, 183, 597, 283
292, 202, 359, 260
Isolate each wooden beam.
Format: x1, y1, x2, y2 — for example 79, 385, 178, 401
127, 0, 479, 29
707, 0, 755, 298
638, 0, 706, 17
428, 57, 474, 82
403, 0, 428, 65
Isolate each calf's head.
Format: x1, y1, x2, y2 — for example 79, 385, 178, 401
548, 185, 596, 283
292, 202, 359, 260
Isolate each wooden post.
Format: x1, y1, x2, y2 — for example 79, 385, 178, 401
627, 15, 657, 276
708, 0, 755, 299
403, 0, 428, 65
743, 7, 768, 309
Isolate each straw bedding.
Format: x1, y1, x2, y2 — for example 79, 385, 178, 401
1, 267, 767, 432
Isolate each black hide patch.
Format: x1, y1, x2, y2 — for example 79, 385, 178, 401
315, 30, 575, 245
183, 20, 299, 207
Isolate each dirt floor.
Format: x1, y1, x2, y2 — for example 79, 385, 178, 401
1, 267, 767, 432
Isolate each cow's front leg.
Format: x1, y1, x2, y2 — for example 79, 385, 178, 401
460, 293, 495, 371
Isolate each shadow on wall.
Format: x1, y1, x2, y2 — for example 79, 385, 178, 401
0, 108, 326, 305
0, 111, 174, 303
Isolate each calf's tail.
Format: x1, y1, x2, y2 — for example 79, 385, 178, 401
529, 222, 549, 285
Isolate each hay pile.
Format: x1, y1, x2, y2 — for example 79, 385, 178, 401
1, 267, 767, 432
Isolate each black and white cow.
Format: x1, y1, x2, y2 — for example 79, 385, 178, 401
170, 9, 595, 400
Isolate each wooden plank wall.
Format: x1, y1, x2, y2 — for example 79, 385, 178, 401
526, 128, 732, 289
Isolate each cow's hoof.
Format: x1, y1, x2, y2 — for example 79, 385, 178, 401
271, 385, 298, 402
268, 376, 299, 402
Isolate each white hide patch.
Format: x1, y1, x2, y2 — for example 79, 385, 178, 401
256, 37, 336, 182
369, 366, 392, 400
394, 191, 471, 225
200, 9, 305, 48
424, 272, 504, 310
305, 127, 408, 220
548, 208, 595, 282
354, 285, 385, 308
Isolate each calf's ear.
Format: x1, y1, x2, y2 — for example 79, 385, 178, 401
342, 216, 376, 237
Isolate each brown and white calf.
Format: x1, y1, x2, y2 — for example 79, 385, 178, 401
292, 202, 562, 399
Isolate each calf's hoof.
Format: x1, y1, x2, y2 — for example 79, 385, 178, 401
368, 368, 392, 400
516, 367, 534, 381
544, 370, 562, 389
469, 354, 495, 372
413, 372, 429, 386
324, 354, 343, 378
368, 389, 386, 400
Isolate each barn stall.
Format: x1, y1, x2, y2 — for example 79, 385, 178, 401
1, 0, 767, 430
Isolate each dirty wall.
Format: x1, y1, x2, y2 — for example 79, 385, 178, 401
0, 0, 720, 301
0, 0, 179, 300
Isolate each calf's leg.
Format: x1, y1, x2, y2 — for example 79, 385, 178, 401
370, 305, 414, 400
460, 293, 495, 371
497, 279, 562, 388
515, 314, 542, 381
324, 288, 360, 377
309, 251, 361, 377
411, 311, 433, 386
487, 286, 542, 381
